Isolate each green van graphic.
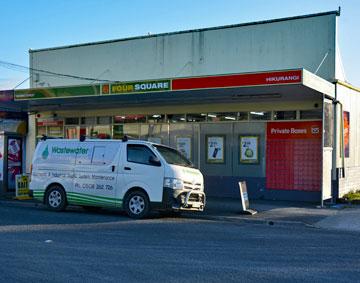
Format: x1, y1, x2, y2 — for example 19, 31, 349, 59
42, 146, 49, 159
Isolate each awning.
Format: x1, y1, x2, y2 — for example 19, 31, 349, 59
0, 120, 27, 135
13, 68, 335, 111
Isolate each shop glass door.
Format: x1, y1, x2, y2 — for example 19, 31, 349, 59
7, 137, 22, 191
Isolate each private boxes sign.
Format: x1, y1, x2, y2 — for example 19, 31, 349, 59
267, 121, 322, 140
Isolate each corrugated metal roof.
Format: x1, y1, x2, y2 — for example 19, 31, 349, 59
29, 10, 340, 53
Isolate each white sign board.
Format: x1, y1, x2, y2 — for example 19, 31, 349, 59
206, 136, 225, 163
176, 137, 191, 159
240, 136, 259, 164
238, 181, 257, 215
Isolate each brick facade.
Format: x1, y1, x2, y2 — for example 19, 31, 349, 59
339, 166, 360, 197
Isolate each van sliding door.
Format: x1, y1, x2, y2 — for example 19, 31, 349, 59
71, 142, 119, 208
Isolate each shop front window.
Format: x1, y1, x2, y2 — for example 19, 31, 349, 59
114, 115, 146, 123
97, 116, 111, 125
167, 114, 186, 123
112, 124, 140, 140
186, 113, 207, 122
48, 126, 63, 137
300, 109, 322, 119
123, 124, 140, 139
65, 127, 79, 139
91, 125, 111, 139
207, 112, 237, 122
36, 119, 64, 140
238, 112, 249, 121
81, 117, 95, 125
37, 126, 47, 137
249, 111, 271, 120
147, 114, 165, 123
273, 111, 297, 120
113, 125, 123, 139
65, 117, 80, 125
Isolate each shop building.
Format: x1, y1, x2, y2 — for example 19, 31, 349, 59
14, 10, 360, 202
0, 90, 28, 195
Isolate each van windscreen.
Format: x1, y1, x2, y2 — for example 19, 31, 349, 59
153, 145, 193, 167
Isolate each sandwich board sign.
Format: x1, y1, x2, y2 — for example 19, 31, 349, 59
238, 181, 257, 215
15, 174, 32, 200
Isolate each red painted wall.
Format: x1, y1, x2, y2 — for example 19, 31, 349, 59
266, 121, 322, 192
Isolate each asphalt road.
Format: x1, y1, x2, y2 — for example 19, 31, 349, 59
0, 201, 359, 282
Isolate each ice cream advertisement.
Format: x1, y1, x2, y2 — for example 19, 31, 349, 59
207, 136, 225, 163
7, 138, 22, 190
240, 136, 259, 164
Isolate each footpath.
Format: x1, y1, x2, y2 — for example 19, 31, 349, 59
184, 197, 360, 232
2, 196, 360, 232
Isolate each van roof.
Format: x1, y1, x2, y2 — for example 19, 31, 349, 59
40, 138, 156, 146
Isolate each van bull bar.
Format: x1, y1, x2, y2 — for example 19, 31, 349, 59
163, 187, 206, 211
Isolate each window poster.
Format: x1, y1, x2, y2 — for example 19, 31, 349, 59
176, 136, 192, 159
344, 111, 350, 158
206, 135, 225, 163
7, 138, 22, 190
240, 135, 259, 164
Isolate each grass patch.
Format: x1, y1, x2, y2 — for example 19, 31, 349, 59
342, 190, 360, 201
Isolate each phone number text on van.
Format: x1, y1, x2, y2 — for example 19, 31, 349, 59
74, 183, 114, 191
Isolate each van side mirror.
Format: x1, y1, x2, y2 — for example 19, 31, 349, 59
149, 156, 161, 166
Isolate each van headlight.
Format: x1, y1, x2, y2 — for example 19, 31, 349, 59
163, 178, 184, 190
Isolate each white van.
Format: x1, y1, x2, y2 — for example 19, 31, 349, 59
29, 137, 205, 218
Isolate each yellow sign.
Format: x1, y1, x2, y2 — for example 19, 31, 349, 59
15, 174, 32, 200
111, 84, 134, 93
108, 80, 171, 95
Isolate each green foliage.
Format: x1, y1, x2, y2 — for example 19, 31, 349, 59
343, 190, 360, 201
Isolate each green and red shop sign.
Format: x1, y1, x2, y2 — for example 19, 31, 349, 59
15, 85, 101, 100
14, 69, 302, 100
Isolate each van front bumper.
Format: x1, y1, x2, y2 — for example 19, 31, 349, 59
162, 187, 206, 212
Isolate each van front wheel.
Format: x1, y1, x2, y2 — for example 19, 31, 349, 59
124, 190, 150, 219
45, 185, 67, 211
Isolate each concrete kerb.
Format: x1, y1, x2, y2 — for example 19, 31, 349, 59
185, 197, 341, 227
0, 199, 40, 208
0, 197, 341, 229
181, 213, 316, 228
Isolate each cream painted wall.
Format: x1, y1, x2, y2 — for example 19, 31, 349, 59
336, 84, 360, 167
25, 114, 37, 173
30, 14, 337, 88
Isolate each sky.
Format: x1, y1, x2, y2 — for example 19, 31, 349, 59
0, 0, 359, 90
